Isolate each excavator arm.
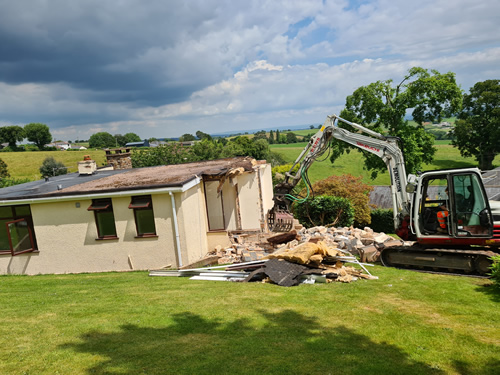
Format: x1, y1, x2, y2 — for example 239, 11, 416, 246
267, 114, 412, 235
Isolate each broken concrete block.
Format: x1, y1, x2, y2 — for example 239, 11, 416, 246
373, 233, 391, 244
381, 239, 404, 248
361, 238, 375, 246
359, 245, 380, 263
267, 230, 298, 245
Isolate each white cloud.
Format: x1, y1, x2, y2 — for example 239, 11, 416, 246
0, 0, 499, 140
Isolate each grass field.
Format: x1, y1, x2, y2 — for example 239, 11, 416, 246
0, 150, 107, 181
0, 268, 498, 374
270, 143, 500, 185
0, 141, 497, 186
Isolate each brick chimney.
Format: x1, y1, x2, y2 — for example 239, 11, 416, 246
105, 148, 132, 170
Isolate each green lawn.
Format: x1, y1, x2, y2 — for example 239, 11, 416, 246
0, 269, 498, 374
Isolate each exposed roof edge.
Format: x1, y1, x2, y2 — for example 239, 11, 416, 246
0, 176, 201, 206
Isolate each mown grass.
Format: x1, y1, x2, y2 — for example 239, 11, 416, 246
0, 150, 107, 181
0, 268, 498, 374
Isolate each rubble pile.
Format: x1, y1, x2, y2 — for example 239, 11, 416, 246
208, 225, 403, 265
150, 225, 404, 286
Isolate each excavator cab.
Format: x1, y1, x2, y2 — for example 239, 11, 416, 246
414, 169, 493, 241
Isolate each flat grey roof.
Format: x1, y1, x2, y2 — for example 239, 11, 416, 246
0, 157, 259, 202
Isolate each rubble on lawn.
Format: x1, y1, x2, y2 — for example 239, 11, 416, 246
150, 225, 404, 286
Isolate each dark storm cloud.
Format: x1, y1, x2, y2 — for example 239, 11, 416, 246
0, 0, 238, 105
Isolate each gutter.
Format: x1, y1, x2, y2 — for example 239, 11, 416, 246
0, 176, 201, 206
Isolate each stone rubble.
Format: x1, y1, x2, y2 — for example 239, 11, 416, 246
206, 225, 403, 266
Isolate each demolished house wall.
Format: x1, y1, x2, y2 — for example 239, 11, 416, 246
237, 164, 273, 230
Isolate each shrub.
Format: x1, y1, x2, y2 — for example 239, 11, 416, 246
39, 157, 68, 177
302, 174, 374, 227
131, 144, 194, 168
370, 208, 394, 233
0, 177, 31, 188
293, 195, 354, 228
271, 164, 299, 185
489, 255, 500, 288
0, 158, 9, 178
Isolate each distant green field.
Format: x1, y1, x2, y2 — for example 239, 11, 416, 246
0, 150, 107, 181
0, 141, 495, 186
270, 143, 499, 186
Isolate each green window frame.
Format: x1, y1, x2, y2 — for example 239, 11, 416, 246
129, 195, 157, 237
88, 198, 118, 239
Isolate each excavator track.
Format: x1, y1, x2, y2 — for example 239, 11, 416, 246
380, 245, 497, 276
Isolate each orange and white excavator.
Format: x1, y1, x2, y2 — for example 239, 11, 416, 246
267, 114, 500, 275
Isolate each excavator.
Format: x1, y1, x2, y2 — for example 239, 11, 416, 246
267, 114, 500, 276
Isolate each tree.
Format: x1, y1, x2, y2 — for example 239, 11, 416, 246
191, 139, 223, 160
0, 125, 25, 149
131, 144, 193, 168
114, 134, 127, 147
275, 129, 281, 144
286, 132, 298, 143
451, 79, 500, 170
39, 157, 68, 177
332, 67, 462, 177
269, 130, 275, 144
89, 132, 117, 148
179, 133, 195, 142
124, 132, 141, 143
195, 130, 212, 141
24, 123, 52, 150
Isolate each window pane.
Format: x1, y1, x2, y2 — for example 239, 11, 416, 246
0, 219, 11, 250
135, 209, 156, 235
129, 196, 151, 209
96, 210, 117, 237
14, 205, 31, 217
0, 207, 13, 218
8, 220, 34, 255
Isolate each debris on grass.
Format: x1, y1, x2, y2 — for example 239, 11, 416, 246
149, 224, 403, 286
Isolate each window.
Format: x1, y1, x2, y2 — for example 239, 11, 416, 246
88, 198, 117, 239
129, 195, 156, 237
0, 205, 37, 256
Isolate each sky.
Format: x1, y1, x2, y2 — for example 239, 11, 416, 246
0, 0, 499, 141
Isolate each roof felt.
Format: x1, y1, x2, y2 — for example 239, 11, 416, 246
0, 157, 258, 202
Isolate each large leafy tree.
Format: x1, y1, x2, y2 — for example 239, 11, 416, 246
0, 125, 26, 149
451, 79, 500, 170
195, 130, 212, 141
24, 123, 52, 150
124, 132, 141, 143
89, 132, 117, 148
332, 67, 462, 178
179, 133, 195, 142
